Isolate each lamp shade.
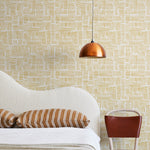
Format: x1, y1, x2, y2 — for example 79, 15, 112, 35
79, 42, 106, 58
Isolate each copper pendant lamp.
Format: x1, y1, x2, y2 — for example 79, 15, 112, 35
79, 0, 106, 58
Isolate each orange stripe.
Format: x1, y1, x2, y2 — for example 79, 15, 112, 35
60, 109, 65, 127
48, 109, 54, 127
54, 109, 59, 127
0, 109, 3, 114
72, 111, 77, 127
0, 110, 5, 128
43, 109, 48, 127
83, 115, 89, 126
0, 109, 3, 128
31, 110, 37, 128
20, 112, 26, 128
77, 112, 82, 128
6, 113, 14, 126
25, 111, 32, 128
37, 110, 43, 128
66, 110, 71, 127
1, 110, 9, 128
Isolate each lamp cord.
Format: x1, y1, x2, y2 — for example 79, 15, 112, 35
91, 0, 94, 43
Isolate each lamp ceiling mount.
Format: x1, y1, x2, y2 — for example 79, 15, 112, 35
79, 0, 106, 58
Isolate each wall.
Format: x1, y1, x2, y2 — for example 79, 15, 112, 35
0, 0, 150, 149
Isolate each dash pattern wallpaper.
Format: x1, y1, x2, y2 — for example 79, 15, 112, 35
0, 0, 150, 149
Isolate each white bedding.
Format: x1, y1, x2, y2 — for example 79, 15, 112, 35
0, 127, 100, 150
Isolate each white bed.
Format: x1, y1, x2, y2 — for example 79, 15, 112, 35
0, 71, 100, 150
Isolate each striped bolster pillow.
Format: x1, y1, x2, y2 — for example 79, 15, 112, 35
16, 109, 90, 128
0, 109, 16, 128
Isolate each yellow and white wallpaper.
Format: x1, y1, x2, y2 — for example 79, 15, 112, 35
0, 0, 150, 149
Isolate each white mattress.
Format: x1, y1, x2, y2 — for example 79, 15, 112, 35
0, 127, 100, 150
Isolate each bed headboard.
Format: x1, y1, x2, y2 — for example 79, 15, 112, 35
0, 71, 100, 136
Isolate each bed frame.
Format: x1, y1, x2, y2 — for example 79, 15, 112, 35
0, 71, 100, 136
